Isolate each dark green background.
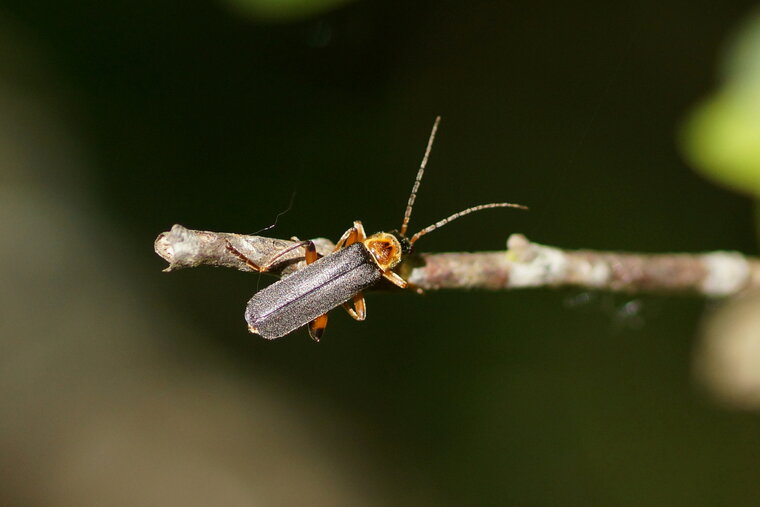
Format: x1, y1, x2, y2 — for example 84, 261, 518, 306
4, 0, 759, 504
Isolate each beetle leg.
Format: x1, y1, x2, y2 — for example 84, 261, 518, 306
226, 239, 319, 273
383, 270, 408, 289
225, 241, 263, 271
351, 221, 367, 243
333, 228, 353, 250
341, 292, 367, 321
262, 240, 317, 269
247, 240, 316, 272
308, 313, 328, 342
302, 240, 319, 265
334, 221, 367, 251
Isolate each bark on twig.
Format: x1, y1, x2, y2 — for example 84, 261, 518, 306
154, 224, 336, 278
155, 224, 760, 297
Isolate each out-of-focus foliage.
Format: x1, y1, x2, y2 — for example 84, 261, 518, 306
695, 290, 760, 409
684, 7, 760, 412
221, 0, 354, 20
682, 7, 760, 197
2, 0, 759, 505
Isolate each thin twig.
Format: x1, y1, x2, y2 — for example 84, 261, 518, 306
154, 224, 336, 277
154, 224, 760, 297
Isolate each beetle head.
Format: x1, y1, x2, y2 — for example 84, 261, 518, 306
363, 232, 403, 270
389, 230, 412, 256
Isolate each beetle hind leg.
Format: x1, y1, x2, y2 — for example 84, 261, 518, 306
308, 314, 328, 342
225, 241, 263, 271
226, 239, 320, 273
302, 240, 319, 265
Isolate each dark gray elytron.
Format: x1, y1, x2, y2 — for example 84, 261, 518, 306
245, 243, 383, 339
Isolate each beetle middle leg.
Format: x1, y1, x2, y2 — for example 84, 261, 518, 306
342, 292, 367, 321
334, 221, 367, 250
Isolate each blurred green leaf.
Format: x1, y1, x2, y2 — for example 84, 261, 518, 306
683, 86, 760, 195
682, 8, 760, 197
221, 0, 354, 21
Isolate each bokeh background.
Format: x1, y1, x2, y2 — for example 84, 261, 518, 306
2, 0, 760, 505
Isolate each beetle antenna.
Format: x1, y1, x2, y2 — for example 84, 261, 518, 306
409, 202, 528, 245
399, 116, 441, 237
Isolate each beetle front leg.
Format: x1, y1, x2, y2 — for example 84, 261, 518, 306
382, 270, 408, 289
